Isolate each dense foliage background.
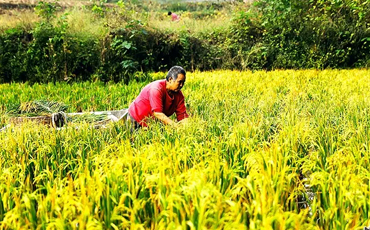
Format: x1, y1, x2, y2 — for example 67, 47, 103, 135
1, 0, 370, 83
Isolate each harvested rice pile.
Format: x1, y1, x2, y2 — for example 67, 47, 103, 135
6, 100, 68, 117
67, 113, 108, 123
7, 100, 109, 123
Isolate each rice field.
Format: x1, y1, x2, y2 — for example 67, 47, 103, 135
0, 70, 370, 229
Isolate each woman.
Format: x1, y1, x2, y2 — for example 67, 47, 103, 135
128, 66, 189, 128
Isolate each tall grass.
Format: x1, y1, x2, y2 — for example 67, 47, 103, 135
0, 0, 235, 34
146, 12, 232, 34
0, 10, 38, 31
1, 70, 370, 229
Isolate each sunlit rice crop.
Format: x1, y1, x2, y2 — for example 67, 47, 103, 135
0, 70, 370, 229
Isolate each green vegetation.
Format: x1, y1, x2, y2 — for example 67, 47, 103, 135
1, 0, 370, 83
1, 70, 370, 228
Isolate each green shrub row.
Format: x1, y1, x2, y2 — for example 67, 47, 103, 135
1, 0, 370, 83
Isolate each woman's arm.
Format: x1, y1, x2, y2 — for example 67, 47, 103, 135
153, 112, 177, 126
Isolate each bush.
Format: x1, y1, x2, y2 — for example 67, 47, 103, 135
252, 0, 370, 69
0, 28, 30, 83
2, 0, 370, 83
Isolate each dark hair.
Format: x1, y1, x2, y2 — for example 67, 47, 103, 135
168, 11, 172, 15
166, 66, 186, 81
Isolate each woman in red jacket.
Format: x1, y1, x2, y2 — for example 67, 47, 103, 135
128, 66, 189, 129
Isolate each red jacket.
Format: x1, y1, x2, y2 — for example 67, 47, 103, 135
128, 80, 188, 126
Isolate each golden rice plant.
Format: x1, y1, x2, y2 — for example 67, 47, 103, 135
0, 70, 370, 229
